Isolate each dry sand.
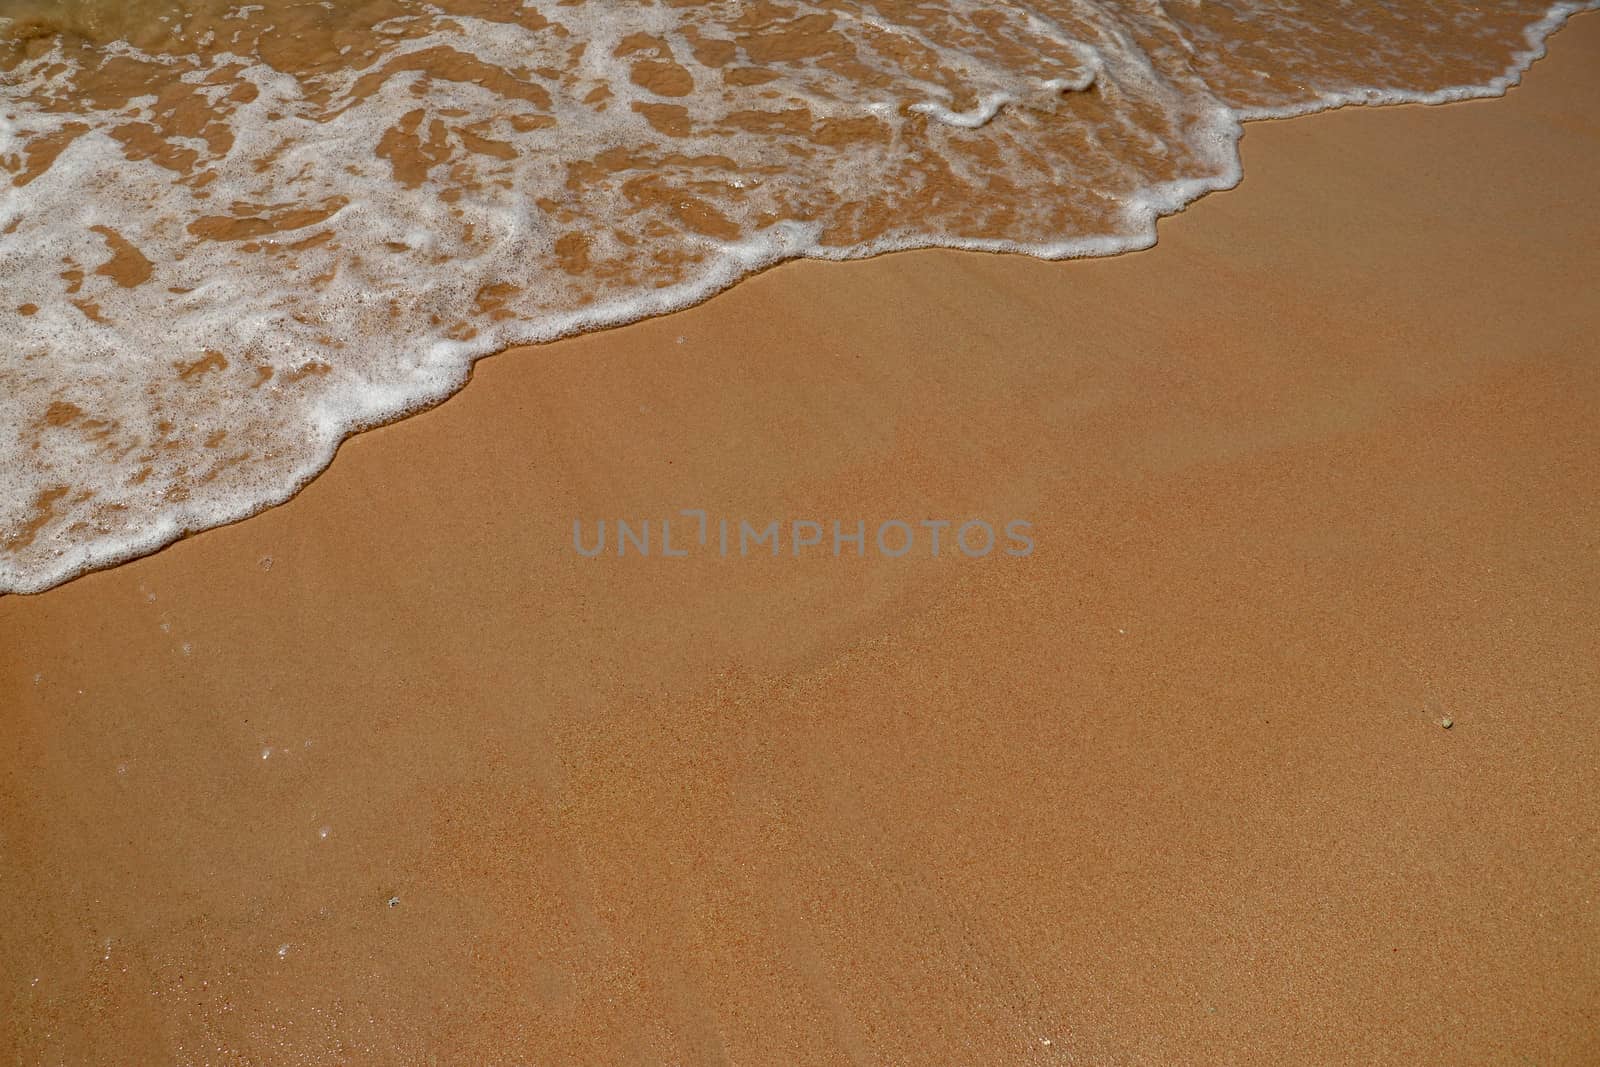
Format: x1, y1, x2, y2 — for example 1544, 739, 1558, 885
4, 15, 1599, 1065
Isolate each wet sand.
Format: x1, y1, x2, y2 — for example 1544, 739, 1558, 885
4, 15, 1599, 1065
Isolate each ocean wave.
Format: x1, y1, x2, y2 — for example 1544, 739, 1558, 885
1, 0, 1591, 593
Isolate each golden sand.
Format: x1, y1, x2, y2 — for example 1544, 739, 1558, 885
2, 14, 1598, 1065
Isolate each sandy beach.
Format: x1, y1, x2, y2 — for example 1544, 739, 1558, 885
4, 13, 1599, 1065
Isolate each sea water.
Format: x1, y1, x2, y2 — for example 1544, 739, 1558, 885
0, 0, 1591, 593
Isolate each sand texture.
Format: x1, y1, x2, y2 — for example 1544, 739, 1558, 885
3, 15, 1598, 1066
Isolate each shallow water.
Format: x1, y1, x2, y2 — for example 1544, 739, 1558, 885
0, 0, 1591, 593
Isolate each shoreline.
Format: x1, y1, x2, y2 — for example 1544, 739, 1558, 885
4, 5, 1596, 597
3, 14, 1598, 1065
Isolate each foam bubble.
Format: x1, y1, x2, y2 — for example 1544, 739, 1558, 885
0, 0, 1592, 593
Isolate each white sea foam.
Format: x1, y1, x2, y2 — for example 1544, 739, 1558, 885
0, 0, 1592, 593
